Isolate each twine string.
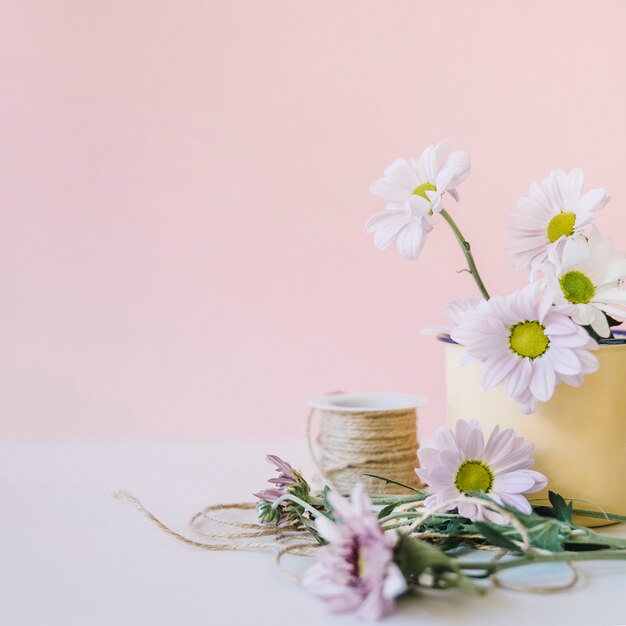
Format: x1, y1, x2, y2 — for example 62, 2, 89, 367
402, 495, 531, 552
112, 491, 305, 552
190, 502, 301, 540
490, 550, 581, 593
113, 402, 587, 597
275, 542, 319, 582
114, 490, 582, 595
306, 406, 338, 492
307, 404, 421, 495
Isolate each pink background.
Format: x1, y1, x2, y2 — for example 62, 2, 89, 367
2, 0, 626, 440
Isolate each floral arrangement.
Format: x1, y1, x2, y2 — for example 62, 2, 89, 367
250, 422, 626, 621
366, 140, 626, 413
116, 141, 626, 623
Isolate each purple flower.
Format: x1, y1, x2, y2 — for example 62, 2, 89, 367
254, 455, 311, 524
416, 419, 547, 523
253, 454, 300, 502
302, 482, 407, 621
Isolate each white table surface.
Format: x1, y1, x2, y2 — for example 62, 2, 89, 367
1, 439, 625, 626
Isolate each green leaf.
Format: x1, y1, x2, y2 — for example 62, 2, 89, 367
473, 521, 523, 554
321, 485, 335, 519
525, 518, 567, 552
583, 324, 603, 342
396, 537, 481, 593
467, 492, 570, 552
548, 491, 573, 524
532, 504, 557, 518
377, 503, 399, 519
606, 313, 623, 328
444, 517, 465, 534
295, 512, 324, 545
396, 537, 460, 579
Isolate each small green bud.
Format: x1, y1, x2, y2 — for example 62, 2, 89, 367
287, 472, 311, 500
257, 500, 282, 525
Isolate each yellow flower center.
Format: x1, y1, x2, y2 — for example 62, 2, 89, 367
560, 270, 595, 304
412, 182, 437, 201
454, 460, 494, 494
509, 320, 550, 359
547, 212, 576, 243
357, 546, 367, 577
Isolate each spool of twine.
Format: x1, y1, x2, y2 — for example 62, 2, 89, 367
309, 392, 424, 495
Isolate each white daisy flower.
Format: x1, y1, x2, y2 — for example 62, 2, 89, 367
416, 419, 547, 523
421, 297, 482, 336
450, 285, 599, 414
508, 168, 609, 272
366, 139, 470, 260
534, 228, 626, 338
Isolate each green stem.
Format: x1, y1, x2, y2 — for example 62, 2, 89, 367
439, 208, 490, 300
271, 494, 330, 520
459, 549, 626, 576
379, 511, 460, 524
571, 508, 626, 524
567, 533, 626, 550
369, 494, 430, 505
358, 473, 427, 495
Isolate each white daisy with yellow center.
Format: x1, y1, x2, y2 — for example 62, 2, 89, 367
365, 139, 470, 260
416, 419, 548, 523
508, 168, 609, 272
534, 228, 626, 337
450, 285, 599, 414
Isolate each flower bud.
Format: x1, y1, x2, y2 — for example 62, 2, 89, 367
257, 500, 282, 525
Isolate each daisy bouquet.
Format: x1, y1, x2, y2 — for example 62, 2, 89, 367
117, 141, 626, 622
119, 438, 626, 623
366, 140, 626, 414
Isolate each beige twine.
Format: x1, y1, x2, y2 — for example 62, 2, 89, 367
491, 550, 581, 593
112, 491, 307, 552
190, 502, 301, 540
112, 491, 318, 581
113, 490, 582, 594
307, 406, 421, 495
112, 403, 588, 597
402, 495, 531, 552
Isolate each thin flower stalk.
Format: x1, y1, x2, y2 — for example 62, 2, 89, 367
440, 208, 490, 299
271, 493, 331, 520
460, 550, 626, 578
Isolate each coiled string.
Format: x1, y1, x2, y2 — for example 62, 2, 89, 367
307, 406, 422, 495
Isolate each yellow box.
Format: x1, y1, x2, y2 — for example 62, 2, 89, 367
444, 340, 626, 527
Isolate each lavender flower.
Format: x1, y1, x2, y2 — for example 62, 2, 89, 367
302, 482, 407, 621
416, 419, 547, 523
254, 455, 311, 524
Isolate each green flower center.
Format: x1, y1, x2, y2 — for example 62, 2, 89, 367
412, 182, 437, 201
509, 320, 550, 359
455, 460, 494, 494
560, 270, 595, 304
547, 212, 576, 243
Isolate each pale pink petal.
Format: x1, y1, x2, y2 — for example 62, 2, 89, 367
370, 178, 408, 203
494, 471, 537, 494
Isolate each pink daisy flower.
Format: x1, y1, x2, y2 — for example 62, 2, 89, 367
533, 227, 626, 338
422, 297, 483, 336
366, 139, 470, 261
416, 419, 547, 523
302, 482, 407, 621
450, 285, 599, 414
508, 168, 608, 272
254, 455, 310, 524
